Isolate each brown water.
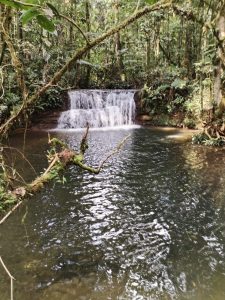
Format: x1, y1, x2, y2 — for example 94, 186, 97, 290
1, 127, 225, 300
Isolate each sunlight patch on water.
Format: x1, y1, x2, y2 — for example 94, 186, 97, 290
162, 129, 198, 142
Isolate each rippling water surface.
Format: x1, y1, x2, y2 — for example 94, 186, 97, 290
1, 127, 225, 300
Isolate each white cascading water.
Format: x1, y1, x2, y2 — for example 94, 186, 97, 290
57, 90, 136, 129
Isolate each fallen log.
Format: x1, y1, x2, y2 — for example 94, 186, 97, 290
0, 127, 130, 224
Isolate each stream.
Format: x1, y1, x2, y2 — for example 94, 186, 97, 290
1, 127, 225, 299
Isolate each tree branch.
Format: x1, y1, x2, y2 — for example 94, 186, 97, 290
58, 13, 90, 44
159, 42, 177, 65
0, 12, 28, 102
0, 130, 130, 224
0, 256, 15, 300
6, 0, 41, 9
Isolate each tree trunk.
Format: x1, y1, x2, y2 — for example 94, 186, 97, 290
114, 0, 125, 80
84, 0, 91, 87
146, 37, 151, 71
183, 23, 193, 79
214, 10, 225, 110
0, 6, 11, 66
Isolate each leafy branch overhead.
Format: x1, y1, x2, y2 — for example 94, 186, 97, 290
0, 0, 163, 33
0, 0, 60, 32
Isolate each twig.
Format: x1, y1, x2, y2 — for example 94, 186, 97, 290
97, 134, 131, 171
0, 133, 130, 224
4, 165, 27, 185
0, 256, 15, 280
58, 13, 90, 44
73, 134, 130, 174
42, 154, 59, 177
0, 201, 23, 225
80, 124, 90, 154
0, 256, 15, 300
135, 0, 141, 13
2, 146, 37, 176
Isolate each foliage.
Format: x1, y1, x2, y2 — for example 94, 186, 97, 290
203, 137, 225, 147
146, 0, 159, 4
183, 116, 197, 129
171, 79, 187, 90
192, 132, 208, 144
0, 0, 57, 32
141, 72, 188, 116
35, 88, 63, 111
192, 132, 225, 147
0, 154, 17, 211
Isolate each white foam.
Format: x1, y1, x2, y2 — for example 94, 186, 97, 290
50, 124, 141, 133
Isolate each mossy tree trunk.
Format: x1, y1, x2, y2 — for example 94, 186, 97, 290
214, 6, 225, 112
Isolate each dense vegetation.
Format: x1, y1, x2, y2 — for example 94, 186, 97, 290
0, 0, 225, 213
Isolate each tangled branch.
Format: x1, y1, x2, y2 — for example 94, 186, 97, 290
0, 128, 130, 224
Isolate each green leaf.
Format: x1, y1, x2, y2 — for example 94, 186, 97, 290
25, 0, 39, 3
145, 0, 158, 5
0, 0, 41, 9
171, 79, 187, 89
36, 14, 55, 32
0, 0, 24, 9
21, 8, 41, 25
46, 2, 60, 17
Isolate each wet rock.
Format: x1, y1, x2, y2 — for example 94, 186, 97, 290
134, 90, 143, 115
137, 114, 152, 122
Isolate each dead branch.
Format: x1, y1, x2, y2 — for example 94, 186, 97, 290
2, 146, 37, 176
80, 124, 90, 154
0, 256, 15, 300
0, 131, 130, 224
0, 201, 23, 225
96, 134, 131, 172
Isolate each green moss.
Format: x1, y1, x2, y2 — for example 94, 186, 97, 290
183, 117, 197, 129
73, 154, 83, 163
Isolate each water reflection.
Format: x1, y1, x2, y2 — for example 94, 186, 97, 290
1, 128, 225, 299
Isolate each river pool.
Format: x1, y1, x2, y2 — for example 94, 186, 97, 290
1, 127, 225, 300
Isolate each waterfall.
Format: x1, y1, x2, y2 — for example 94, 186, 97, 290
57, 90, 136, 129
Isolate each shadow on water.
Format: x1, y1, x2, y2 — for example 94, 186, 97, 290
1, 127, 225, 299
